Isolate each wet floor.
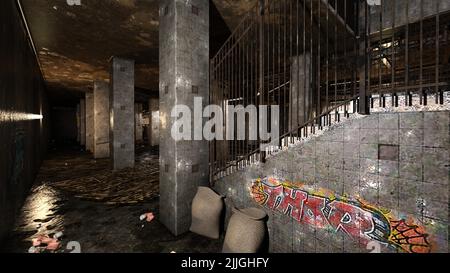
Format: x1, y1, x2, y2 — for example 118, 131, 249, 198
0, 146, 223, 253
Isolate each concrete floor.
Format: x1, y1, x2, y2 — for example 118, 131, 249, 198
0, 146, 223, 253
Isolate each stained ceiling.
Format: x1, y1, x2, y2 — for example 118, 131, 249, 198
19, 0, 249, 98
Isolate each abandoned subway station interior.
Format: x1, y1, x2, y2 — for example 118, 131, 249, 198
0, 0, 449, 254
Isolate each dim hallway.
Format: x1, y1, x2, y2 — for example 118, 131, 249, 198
1, 0, 449, 257
0, 144, 222, 253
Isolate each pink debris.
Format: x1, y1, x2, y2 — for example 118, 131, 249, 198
32, 235, 52, 246
46, 240, 61, 251
145, 213, 155, 222
40, 236, 54, 245
32, 238, 42, 247
140, 212, 155, 223
31, 235, 61, 252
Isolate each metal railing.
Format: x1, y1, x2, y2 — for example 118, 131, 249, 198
210, 0, 450, 182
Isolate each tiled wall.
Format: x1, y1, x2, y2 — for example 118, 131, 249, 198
214, 111, 449, 253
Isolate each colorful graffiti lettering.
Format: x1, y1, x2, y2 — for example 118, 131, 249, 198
250, 177, 433, 253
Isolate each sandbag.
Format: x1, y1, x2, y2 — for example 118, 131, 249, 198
189, 186, 224, 239
222, 207, 267, 253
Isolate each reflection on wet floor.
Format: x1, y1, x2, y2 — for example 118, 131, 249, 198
1, 146, 222, 253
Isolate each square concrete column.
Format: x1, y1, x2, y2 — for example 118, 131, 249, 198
159, 0, 210, 235
148, 98, 160, 146
85, 91, 94, 152
135, 103, 143, 144
94, 81, 110, 159
76, 103, 81, 143
109, 57, 135, 170
80, 99, 86, 146
289, 53, 312, 133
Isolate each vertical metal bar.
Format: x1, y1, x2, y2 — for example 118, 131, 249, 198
436, 0, 441, 104
405, 0, 411, 106
289, 0, 293, 142
259, 0, 266, 162
310, 0, 313, 127
344, 0, 347, 109
345, 0, 350, 117
379, 0, 383, 107
245, 12, 249, 164
391, 0, 397, 107
326, 0, 329, 121
419, 0, 425, 105
358, 0, 370, 115
237, 33, 240, 165
267, 0, 271, 150
278, 0, 282, 147
317, 0, 321, 129
232, 36, 235, 167
303, 0, 306, 130
296, 0, 300, 134
334, 0, 338, 118
283, 0, 287, 145
353, 0, 358, 112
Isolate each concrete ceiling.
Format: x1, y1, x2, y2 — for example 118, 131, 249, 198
20, 0, 249, 97
212, 0, 255, 30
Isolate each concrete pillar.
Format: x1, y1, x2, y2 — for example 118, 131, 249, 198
148, 98, 160, 146
109, 57, 135, 170
135, 103, 143, 144
159, 0, 210, 235
76, 103, 81, 143
94, 81, 110, 159
289, 53, 312, 133
85, 92, 94, 152
80, 99, 86, 146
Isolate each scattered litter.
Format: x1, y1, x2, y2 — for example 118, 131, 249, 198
30, 234, 63, 253
139, 212, 155, 223
32, 238, 42, 247
28, 246, 38, 253
145, 213, 155, 222
46, 240, 61, 251
53, 231, 64, 239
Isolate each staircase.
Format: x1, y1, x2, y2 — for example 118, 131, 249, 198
209, 0, 450, 182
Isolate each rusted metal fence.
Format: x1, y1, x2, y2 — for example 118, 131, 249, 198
210, 0, 450, 181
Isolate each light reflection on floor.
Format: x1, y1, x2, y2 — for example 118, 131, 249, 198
1, 146, 223, 253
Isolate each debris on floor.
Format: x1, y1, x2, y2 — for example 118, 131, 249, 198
29, 234, 63, 253
140, 212, 155, 223
35, 150, 159, 205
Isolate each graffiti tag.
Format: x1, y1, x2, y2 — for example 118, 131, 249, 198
251, 177, 432, 253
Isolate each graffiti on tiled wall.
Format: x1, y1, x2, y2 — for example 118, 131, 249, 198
251, 177, 434, 253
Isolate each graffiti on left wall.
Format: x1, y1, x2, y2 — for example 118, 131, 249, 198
250, 177, 433, 253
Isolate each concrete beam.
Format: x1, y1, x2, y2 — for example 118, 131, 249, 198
86, 91, 94, 152
148, 98, 159, 146
76, 103, 81, 143
159, 0, 210, 235
135, 103, 143, 144
80, 99, 86, 146
110, 57, 135, 170
94, 81, 110, 159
